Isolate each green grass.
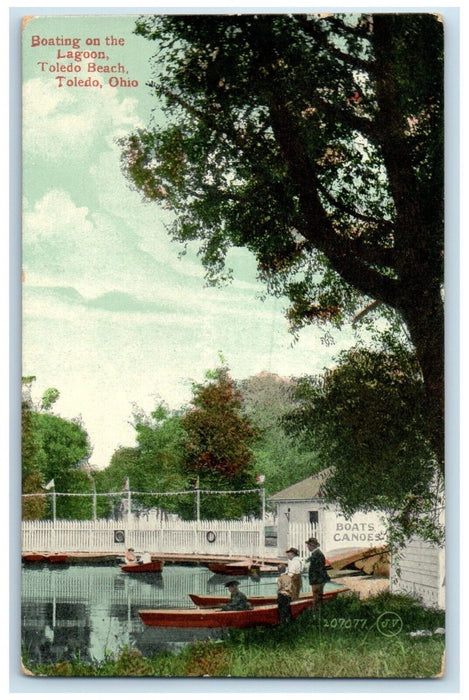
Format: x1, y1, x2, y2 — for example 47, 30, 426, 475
24, 592, 445, 678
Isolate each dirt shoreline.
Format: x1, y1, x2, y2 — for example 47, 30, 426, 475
334, 574, 389, 599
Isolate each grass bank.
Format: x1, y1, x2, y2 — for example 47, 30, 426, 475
24, 592, 445, 678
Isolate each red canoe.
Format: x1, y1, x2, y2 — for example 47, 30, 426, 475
138, 598, 316, 628
121, 560, 163, 573
189, 587, 349, 608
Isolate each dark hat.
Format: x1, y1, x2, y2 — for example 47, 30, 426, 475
225, 579, 239, 587
286, 547, 299, 556
306, 537, 319, 547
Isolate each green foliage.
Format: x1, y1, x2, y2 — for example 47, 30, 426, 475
21, 377, 92, 520
240, 372, 321, 495
121, 13, 444, 469
181, 366, 259, 518
40, 388, 60, 411
55, 470, 93, 520
284, 346, 443, 543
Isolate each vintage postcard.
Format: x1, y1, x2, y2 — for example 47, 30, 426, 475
19, 9, 450, 685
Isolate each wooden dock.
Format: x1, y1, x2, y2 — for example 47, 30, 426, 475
22, 551, 284, 567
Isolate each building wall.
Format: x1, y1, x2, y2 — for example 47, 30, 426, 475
321, 508, 387, 553
390, 537, 445, 609
274, 499, 387, 555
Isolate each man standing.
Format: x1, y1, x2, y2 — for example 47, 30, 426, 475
221, 580, 252, 610
276, 564, 293, 623
285, 547, 303, 601
305, 537, 330, 607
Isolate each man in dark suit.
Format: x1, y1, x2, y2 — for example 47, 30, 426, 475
305, 537, 330, 607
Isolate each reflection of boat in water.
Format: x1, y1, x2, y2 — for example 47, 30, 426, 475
22, 553, 69, 565
121, 560, 164, 574
207, 559, 277, 576
138, 598, 316, 629
189, 586, 349, 608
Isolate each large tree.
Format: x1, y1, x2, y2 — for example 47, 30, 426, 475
21, 377, 92, 519
180, 367, 258, 518
121, 13, 444, 472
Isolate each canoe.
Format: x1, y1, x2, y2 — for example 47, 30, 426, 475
138, 598, 316, 628
121, 560, 163, 573
189, 586, 349, 608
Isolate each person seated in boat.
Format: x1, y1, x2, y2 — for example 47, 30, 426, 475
285, 547, 304, 601
141, 551, 152, 565
221, 580, 252, 611
124, 547, 137, 565
276, 564, 293, 623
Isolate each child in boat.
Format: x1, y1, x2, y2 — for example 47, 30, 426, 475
276, 564, 293, 623
221, 580, 252, 610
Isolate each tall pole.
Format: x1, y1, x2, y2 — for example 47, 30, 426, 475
89, 475, 97, 521
92, 486, 97, 521
260, 488, 265, 522
196, 488, 200, 522
52, 488, 56, 522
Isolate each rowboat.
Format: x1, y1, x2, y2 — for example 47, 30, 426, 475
189, 586, 349, 608
22, 553, 68, 564
121, 560, 163, 573
138, 598, 316, 628
207, 559, 277, 576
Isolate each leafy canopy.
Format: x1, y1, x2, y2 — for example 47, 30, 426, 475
120, 13, 444, 469
284, 346, 443, 544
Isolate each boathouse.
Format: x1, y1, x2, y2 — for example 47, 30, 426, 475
267, 468, 387, 557
268, 468, 445, 609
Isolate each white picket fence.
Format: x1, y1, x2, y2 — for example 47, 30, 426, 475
21, 516, 270, 559
286, 522, 322, 559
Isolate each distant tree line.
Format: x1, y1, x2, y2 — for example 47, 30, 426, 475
22, 344, 441, 544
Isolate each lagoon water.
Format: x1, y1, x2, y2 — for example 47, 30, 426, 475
21, 563, 341, 665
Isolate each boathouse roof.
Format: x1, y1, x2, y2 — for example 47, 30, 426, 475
267, 467, 333, 502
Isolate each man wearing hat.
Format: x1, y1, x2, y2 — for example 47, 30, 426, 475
221, 580, 252, 611
285, 547, 304, 601
305, 537, 330, 607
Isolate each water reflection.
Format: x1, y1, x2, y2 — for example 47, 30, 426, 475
21, 563, 279, 664
22, 563, 342, 665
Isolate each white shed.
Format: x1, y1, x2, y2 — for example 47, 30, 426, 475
268, 469, 387, 557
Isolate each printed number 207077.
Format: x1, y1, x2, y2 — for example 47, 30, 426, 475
322, 618, 368, 630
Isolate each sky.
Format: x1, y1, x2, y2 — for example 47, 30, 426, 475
20, 12, 385, 469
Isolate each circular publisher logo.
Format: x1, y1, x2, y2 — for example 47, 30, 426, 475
376, 611, 403, 637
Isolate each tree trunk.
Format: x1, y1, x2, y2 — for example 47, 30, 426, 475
401, 289, 445, 475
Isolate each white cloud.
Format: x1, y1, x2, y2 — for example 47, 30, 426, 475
23, 77, 141, 161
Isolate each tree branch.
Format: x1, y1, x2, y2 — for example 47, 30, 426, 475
268, 96, 400, 307
295, 15, 375, 74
